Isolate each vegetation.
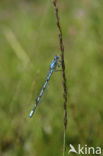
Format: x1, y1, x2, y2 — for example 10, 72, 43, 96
0, 0, 103, 155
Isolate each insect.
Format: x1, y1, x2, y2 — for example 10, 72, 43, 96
29, 55, 61, 118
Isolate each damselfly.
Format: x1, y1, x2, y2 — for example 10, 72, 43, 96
29, 55, 61, 118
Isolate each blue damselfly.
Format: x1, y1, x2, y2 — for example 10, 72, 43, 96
29, 55, 61, 118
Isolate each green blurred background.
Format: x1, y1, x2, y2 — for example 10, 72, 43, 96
0, 0, 103, 155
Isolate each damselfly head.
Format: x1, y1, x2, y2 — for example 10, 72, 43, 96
55, 55, 59, 60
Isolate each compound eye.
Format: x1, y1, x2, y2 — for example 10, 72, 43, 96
56, 55, 59, 59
